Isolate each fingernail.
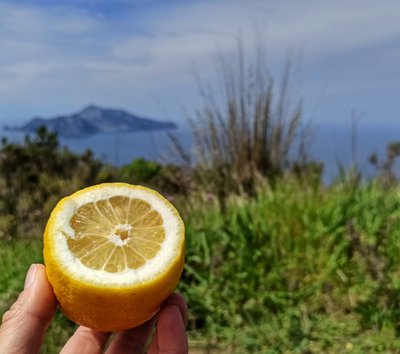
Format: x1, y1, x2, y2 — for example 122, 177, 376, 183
172, 305, 186, 326
24, 264, 37, 290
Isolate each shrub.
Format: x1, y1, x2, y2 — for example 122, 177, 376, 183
0, 127, 116, 239
119, 157, 161, 182
182, 38, 309, 200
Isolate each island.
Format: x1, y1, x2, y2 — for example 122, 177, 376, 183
8, 105, 177, 138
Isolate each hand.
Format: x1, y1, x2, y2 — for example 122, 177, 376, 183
0, 264, 188, 354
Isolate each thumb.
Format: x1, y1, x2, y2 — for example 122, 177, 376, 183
0, 264, 57, 354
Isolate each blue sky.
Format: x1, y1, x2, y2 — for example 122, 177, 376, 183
0, 0, 399, 126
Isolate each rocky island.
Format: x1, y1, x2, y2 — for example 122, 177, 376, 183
9, 105, 177, 138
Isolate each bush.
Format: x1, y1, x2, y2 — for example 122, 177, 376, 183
0, 127, 116, 239
119, 158, 161, 182
180, 39, 310, 201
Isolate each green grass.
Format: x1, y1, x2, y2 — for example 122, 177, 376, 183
180, 178, 400, 353
2, 178, 400, 353
0, 239, 41, 311
0, 239, 77, 353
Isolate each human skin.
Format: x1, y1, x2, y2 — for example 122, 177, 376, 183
0, 264, 188, 354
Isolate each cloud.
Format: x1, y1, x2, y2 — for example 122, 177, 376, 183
0, 2, 105, 100
0, 2, 98, 36
110, 0, 400, 61
265, 0, 400, 59
0, 0, 399, 124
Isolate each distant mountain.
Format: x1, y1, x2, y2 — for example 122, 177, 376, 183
11, 105, 177, 138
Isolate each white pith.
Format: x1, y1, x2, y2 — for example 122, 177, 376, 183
49, 186, 183, 287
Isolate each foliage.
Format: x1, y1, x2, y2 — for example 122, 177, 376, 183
0, 239, 76, 353
180, 178, 400, 353
2, 178, 400, 352
0, 127, 116, 239
119, 157, 161, 182
369, 140, 400, 187
176, 39, 310, 201
118, 158, 193, 196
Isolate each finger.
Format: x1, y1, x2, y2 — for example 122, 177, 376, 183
60, 326, 111, 354
148, 305, 188, 354
105, 315, 157, 354
161, 293, 188, 326
0, 264, 57, 354
148, 293, 188, 354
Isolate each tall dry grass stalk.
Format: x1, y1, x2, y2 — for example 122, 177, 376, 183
186, 38, 306, 197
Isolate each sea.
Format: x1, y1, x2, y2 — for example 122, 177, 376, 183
1, 122, 400, 184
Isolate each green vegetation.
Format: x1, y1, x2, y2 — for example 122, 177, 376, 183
2, 169, 400, 353
0, 127, 116, 240
174, 41, 309, 203
182, 179, 400, 353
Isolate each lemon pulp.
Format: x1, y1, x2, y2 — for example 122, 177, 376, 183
66, 196, 166, 273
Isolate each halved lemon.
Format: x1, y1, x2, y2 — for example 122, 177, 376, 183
43, 182, 185, 331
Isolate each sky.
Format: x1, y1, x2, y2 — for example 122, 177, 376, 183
0, 0, 399, 126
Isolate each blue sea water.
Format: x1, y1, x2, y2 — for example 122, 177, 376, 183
1, 122, 400, 183
0, 127, 193, 166
311, 122, 400, 182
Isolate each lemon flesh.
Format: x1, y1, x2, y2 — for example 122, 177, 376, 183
68, 197, 165, 273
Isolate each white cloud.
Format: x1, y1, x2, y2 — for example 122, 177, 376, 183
0, 0, 399, 124
265, 0, 400, 59
111, 0, 400, 60
0, 3, 98, 36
